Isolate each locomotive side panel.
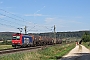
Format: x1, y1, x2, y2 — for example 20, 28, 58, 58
22, 35, 33, 47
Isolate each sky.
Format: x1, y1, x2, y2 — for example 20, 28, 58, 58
0, 0, 90, 33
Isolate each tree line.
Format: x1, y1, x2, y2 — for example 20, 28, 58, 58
0, 31, 90, 41
39, 31, 90, 39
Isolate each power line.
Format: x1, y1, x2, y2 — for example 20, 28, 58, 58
27, 24, 53, 33
0, 9, 53, 33
0, 9, 52, 31
0, 9, 51, 30
0, 13, 25, 23
0, 9, 26, 22
0, 22, 17, 29
0, 18, 24, 26
27, 26, 36, 32
0, 9, 34, 26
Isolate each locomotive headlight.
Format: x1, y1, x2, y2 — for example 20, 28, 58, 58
18, 42, 20, 43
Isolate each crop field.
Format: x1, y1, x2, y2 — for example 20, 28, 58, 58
0, 45, 13, 50
0, 43, 75, 60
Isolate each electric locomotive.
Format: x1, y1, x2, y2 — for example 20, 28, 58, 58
12, 33, 33, 48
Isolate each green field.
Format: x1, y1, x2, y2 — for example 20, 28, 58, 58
0, 45, 13, 50
0, 43, 75, 60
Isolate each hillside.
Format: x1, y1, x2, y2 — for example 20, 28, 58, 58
0, 32, 15, 40
0, 30, 90, 40
39, 31, 90, 38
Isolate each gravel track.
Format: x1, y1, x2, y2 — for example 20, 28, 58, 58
59, 45, 90, 60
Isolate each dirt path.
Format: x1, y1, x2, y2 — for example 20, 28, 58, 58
59, 45, 90, 60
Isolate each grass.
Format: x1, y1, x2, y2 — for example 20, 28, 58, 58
82, 42, 90, 49
0, 43, 76, 60
38, 43, 75, 60
0, 45, 13, 50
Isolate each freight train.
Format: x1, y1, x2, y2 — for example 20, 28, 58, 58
12, 33, 62, 48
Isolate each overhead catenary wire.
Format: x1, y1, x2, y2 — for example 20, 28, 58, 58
0, 9, 32, 26
0, 9, 52, 30
0, 10, 25, 32
0, 18, 24, 27
0, 13, 25, 26
0, 9, 50, 27
0, 10, 36, 30
0, 12, 33, 32
0, 9, 53, 33
27, 24, 53, 32
0, 22, 17, 29
0, 9, 26, 22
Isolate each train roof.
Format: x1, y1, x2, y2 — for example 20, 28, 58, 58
13, 33, 29, 36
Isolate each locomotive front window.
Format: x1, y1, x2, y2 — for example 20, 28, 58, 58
12, 36, 20, 40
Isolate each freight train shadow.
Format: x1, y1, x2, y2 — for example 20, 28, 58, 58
59, 53, 90, 60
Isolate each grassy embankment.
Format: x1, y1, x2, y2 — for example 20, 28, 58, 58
0, 40, 13, 50
82, 42, 90, 49
0, 43, 75, 60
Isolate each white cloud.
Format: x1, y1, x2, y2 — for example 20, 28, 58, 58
24, 13, 50, 17
45, 18, 55, 23
25, 14, 42, 16
24, 5, 47, 17
70, 20, 83, 24
0, 25, 18, 32
0, 16, 5, 18
44, 17, 85, 32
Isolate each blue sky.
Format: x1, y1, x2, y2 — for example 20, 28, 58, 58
0, 0, 90, 33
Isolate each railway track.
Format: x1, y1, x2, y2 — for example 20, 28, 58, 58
0, 46, 43, 55
0, 45, 53, 55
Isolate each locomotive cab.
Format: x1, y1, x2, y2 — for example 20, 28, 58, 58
12, 33, 22, 48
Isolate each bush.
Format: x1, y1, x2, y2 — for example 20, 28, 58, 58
82, 32, 90, 42
0, 40, 12, 45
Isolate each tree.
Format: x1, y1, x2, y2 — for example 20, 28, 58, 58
82, 32, 90, 42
